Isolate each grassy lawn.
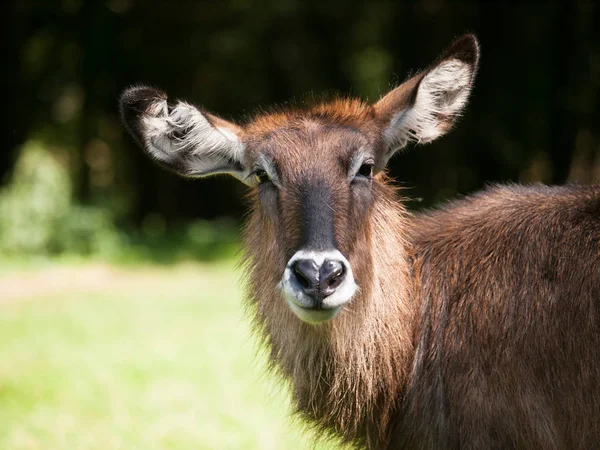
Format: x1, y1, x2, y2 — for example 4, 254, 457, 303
0, 260, 338, 450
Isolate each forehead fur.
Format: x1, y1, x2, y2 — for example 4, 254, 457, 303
244, 97, 376, 138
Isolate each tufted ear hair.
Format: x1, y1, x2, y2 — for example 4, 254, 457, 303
374, 34, 480, 166
120, 86, 252, 183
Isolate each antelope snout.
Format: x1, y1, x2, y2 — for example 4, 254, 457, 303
281, 250, 358, 324
293, 258, 346, 299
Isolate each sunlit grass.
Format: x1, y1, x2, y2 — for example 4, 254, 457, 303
0, 261, 337, 450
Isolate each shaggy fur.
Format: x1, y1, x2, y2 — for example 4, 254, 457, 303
120, 34, 600, 449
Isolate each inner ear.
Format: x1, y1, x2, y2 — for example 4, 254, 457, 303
374, 34, 480, 163
120, 86, 250, 183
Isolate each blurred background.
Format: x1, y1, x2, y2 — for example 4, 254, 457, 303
1, 0, 599, 449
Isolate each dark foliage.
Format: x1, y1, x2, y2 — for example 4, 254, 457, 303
3, 0, 599, 227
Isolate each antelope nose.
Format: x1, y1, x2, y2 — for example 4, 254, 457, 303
293, 258, 347, 300
293, 259, 319, 292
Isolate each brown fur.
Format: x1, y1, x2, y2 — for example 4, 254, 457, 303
120, 34, 600, 449
238, 103, 600, 449
242, 172, 415, 448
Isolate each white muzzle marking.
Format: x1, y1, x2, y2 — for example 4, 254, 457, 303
279, 249, 358, 324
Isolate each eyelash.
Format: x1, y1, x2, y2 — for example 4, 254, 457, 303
255, 170, 271, 185
355, 163, 373, 179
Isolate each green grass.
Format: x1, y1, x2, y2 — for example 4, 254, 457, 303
0, 260, 338, 450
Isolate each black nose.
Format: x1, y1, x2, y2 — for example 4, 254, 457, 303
293, 258, 347, 303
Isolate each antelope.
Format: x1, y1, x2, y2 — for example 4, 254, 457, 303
120, 34, 600, 449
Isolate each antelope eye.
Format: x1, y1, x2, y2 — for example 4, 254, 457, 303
255, 170, 271, 185
356, 163, 373, 179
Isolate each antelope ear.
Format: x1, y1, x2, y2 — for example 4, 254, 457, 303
120, 86, 251, 183
374, 34, 479, 165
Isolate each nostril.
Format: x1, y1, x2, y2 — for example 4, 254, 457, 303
293, 259, 319, 290
294, 266, 310, 289
320, 260, 346, 292
329, 267, 345, 289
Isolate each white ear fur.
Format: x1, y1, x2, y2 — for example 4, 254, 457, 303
383, 58, 475, 152
384, 59, 473, 150
137, 97, 248, 181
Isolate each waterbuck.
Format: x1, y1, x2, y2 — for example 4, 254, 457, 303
120, 34, 600, 449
